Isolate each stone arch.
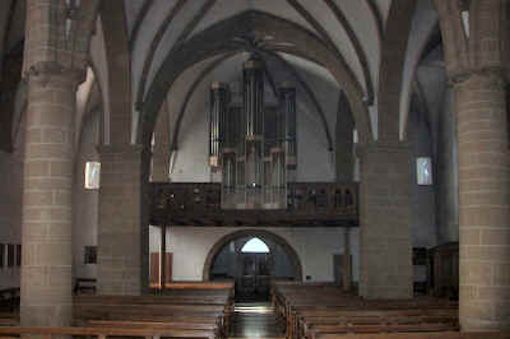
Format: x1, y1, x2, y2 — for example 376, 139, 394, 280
377, 0, 417, 143
202, 229, 303, 281
99, 0, 131, 145
139, 10, 373, 148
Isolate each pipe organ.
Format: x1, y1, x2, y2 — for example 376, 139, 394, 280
209, 55, 297, 209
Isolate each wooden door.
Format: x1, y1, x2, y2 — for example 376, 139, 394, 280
237, 253, 271, 301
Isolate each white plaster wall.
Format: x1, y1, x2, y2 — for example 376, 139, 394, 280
168, 53, 338, 183
149, 226, 359, 283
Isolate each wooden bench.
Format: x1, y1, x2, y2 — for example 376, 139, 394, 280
73, 278, 96, 295
0, 326, 217, 338
74, 282, 235, 338
316, 332, 510, 339
271, 282, 461, 339
0, 281, 235, 338
0, 289, 19, 313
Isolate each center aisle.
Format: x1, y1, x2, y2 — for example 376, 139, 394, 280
229, 302, 285, 339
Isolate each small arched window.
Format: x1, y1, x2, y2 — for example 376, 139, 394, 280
241, 237, 270, 253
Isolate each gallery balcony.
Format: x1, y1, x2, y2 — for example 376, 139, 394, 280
149, 182, 359, 227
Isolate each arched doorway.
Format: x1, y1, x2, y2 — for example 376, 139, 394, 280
203, 230, 302, 302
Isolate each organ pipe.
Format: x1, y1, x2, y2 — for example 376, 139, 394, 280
209, 82, 229, 168
243, 56, 265, 208
243, 57, 265, 137
209, 56, 297, 209
279, 84, 297, 168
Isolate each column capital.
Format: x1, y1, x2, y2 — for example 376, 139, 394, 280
356, 141, 412, 158
24, 61, 85, 87
97, 144, 149, 157
450, 67, 507, 89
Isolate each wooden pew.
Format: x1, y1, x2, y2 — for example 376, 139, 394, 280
74, 281, 235, 338
0, 281, 235, 338
316, 332, 510, 339
73, 278, 96, 295
0, 326, 217, 338
0, 288, 19, 313
272, 282, 461, 339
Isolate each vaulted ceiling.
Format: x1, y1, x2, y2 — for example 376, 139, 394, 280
0, 0, 447, 153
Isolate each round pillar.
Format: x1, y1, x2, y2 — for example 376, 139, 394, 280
455, 71, 510, 331
21, 67, 79, 326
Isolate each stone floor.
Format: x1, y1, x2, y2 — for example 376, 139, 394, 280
229, 302, 285, 339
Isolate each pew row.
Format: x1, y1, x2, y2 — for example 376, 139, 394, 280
74, 282, 234, 338
0, 326, 216, 338
1, 281, 234, 339
272, 282, 460, 339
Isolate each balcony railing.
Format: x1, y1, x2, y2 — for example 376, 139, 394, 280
149, 182, 358, 227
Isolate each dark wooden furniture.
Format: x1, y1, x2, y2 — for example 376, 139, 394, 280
73, 278, 97, 295
74, 281, 234, 338
429, 242, 459, 299
150, 182, 358, 227
272, 282, 459, 339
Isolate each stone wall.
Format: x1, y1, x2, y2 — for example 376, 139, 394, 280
359, 144, 413, 299
97, 145, 146, 295
0, 148, 23, 288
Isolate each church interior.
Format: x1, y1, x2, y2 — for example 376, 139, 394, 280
0, 0, 509, 338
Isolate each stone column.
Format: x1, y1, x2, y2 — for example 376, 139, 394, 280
20, 66, 79, 326
97, 145, 149, 295
454, 71, 510, 331
359, 143, 413, 299
342, 228, 352, 292
335, 92, 354, 182
436, 86, 459, 244
151, 107, 170, 182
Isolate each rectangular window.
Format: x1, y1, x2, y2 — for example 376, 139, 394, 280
416, 157, 433, 185
16, 244, 21, 266
7, 244, 15, 267
84, 161, 101, 189
84, 246, 97, 264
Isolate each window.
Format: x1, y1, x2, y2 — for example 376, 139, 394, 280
84, 246, 97, 264
416, 157, 433, 186
84, 161, 101, 189
241, 237, 270, 253
7, 244, 14, 267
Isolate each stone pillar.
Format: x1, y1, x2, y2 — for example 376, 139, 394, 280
436, 86, 459, 243
97, 145, 149, 295
342, 228, 352, 292
20, 67, 79, 326
335, 92, 354, 182
151, 107, 170, 182
454, 72, 510, 331
359, 143, 413, 299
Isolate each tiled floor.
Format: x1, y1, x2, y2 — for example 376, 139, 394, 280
229, 302, 285, 339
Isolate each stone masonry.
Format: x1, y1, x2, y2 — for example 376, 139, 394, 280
97, 145, 146, 295
20, 0, 96, 327
21, 67, 79, 326
359, 143, 413, 299
455, 72, 510, 331
434, 0, 510, 330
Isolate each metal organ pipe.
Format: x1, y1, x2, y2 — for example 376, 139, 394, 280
210, 56, 296, 210
243, 57, 265, 208
243, 57, 264, 137
279, 84, 297, 169
209, 82, 229, 169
